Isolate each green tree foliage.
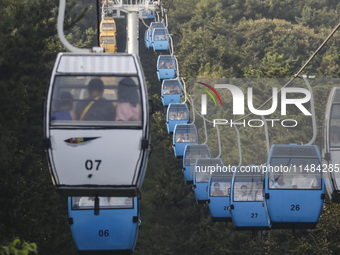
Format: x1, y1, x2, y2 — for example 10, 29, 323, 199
0, 238, 37, 255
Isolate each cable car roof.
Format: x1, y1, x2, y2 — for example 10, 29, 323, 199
157, 55, 175, 62
168, 103, 187, 110
184, 144, 209, 152
163, 79, 181, 86
175, 124, 196, 131
195, 158, 223, 167
56, 53, 138, 75
270, 144, 319, 158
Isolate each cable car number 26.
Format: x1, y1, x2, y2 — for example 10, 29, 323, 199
85, 160, 102, 171
291, 204, 300, 211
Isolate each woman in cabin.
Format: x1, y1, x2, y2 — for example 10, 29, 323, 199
115, 78, 142, 122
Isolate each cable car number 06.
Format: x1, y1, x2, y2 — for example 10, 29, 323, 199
85, 160, 102, 171
99, 230, 109, 237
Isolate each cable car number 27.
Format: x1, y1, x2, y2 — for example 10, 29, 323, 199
85, 160, 102, 171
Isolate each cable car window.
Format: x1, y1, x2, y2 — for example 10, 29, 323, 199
158, 56, 175, 69
50, 76, 142, 126
175, 131, 196, 143
330, 104, 340, 147
101, 23, 116, 31
233, 177, 254, 202
269, 157, 322, 190
210, 178, 230, 197
184, 150, 209, 165
154, 29, 168, 41
71, 197, 133, 209
195, 169, 210, 183
100, 36, 116, 44
163, 83, 180, 95
169, 108, 188, 120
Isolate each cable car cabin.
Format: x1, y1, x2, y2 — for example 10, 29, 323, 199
229, 167, 270, 230
161, 79, 182, 106
45, 53, 150, 197
145, 22, 165, 49
322, 87, 340, 202
208, 165, 233, 222
173, 124, 198, 158
99, 33, 117, 53
157, 55, 176, 81
68, 196, 140, 254
264, 144, 324, 229
166, 103, 189, 134
144, 30, 151, 49
183, 144, 211, 184
141, 10, 155, 19
152, 28, 169, 51
193, 158, 222, 204
100, 17, 116, 36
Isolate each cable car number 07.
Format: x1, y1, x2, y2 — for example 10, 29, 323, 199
85, 160, 102, 171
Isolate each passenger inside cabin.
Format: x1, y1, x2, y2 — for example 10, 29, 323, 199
176, 112, 182, 120
169, 84, 179, 94
160, 61, 166, 68
271, 174, 290, 189
76, 78, 114, 121
163, 85, 170, 94
169, 111, 176, 120
115, 78, 142, 121
176, 136, 185, 143
291, 164, 319, 189
212, 182, 224, 196
236, 185, 249, 201
52, 91, 76, 120
253, 179, 263, 201
181, 111, 188, 120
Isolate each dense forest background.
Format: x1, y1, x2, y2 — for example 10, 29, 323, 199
1, 0, 340, 254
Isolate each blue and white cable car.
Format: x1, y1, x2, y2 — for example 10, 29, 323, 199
68, 196, 140, 254
173, 124, 198, 158
183, 144, 211, 184
229, 167, 270, 229
208, 165, 233, 222
166, 103, 189, 134
45, 53, 150, 196
322, 87, 340, 202
152, 28, 170, 51
144, 22, 164, 49
264, 144, 324, 228
161, 79, 182, 106
193, 158, 222, 204
156, 55, 176, 81
141, 10, 155, 19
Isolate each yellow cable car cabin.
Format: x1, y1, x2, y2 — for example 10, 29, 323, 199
100, 17, 116, 36
99, 33, 117, 53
